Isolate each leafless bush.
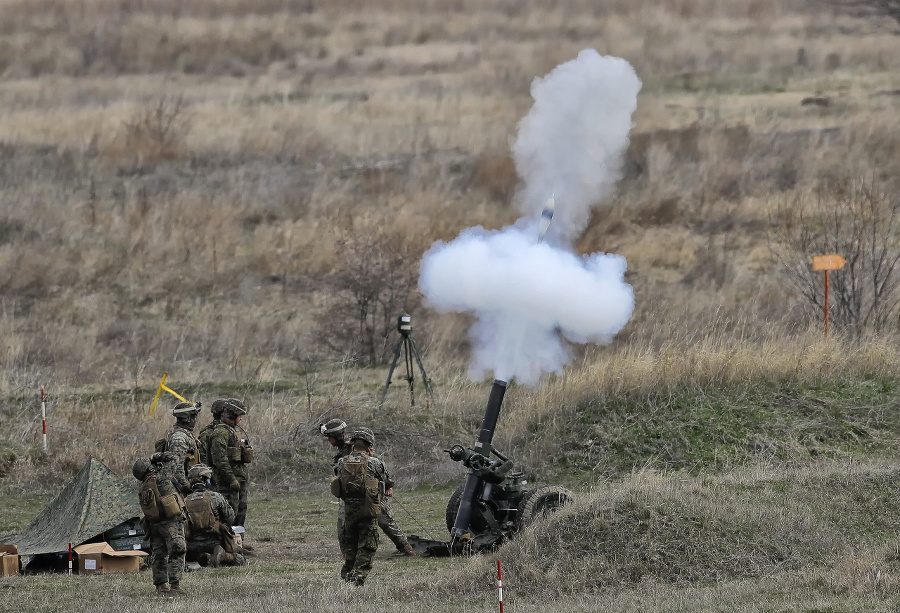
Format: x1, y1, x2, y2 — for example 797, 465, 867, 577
119, 96, 191, 171
319, 219, 423, 366
768, 176, 900, 334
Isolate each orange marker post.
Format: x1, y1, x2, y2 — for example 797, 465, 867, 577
811, 254, 846, 339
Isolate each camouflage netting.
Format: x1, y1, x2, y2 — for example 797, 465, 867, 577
13, 456, 140, 555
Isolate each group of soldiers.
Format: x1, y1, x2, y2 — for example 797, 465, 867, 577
132, 398, 253, 597
131, 400, 414, 595
321, 418, 416, 586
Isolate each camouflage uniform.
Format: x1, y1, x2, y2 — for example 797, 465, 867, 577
166, 425, 200, 491
197, 419, 220, 467
135, 453, 187, 593
376, 470, 413, 554
198, 398, 233, 469
330, 436, 352, 553
209, 421, 252, 526
337, 447, 387, 586
184, 483, 245, 566
325, 423, 413, 555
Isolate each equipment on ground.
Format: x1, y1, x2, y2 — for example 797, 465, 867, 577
379, 313, 435, 408
409, 379, 574, 555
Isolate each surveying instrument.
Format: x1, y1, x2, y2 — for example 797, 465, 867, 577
379, 312, 435, 408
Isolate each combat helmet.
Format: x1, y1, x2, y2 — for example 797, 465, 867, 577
221, 398, 247, 417
350, 427, 375, 446
132, 457, 153, 480
320, 418, 347, 438
209, 399, 227, 417
173, 401, 202, 421
187, 463, 213, 483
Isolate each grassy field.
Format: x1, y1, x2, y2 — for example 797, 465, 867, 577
3, 0, 900, 610
6, 463, 900, 612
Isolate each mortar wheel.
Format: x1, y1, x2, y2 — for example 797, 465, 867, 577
445, 485, 466, 534
515, 485, 575, 530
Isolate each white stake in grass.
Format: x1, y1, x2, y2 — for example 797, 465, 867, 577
41, 386, 47, 451
497, 559, 504, 613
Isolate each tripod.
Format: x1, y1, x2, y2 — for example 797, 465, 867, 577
380, 313, 435, 408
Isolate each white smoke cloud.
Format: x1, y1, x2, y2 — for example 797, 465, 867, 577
513, 49, 641, 245
419, 49, 641, 385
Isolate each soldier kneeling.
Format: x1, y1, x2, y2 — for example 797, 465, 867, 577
183, 464, 245, 567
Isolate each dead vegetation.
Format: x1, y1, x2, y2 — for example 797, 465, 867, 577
0, 2, 899, 607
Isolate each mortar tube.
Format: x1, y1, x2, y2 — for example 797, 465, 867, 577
451, 379, 508, 539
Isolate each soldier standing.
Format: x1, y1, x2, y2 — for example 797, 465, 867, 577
322, 419, 416, 557
133, 451, 187, 597
208, 399, 252, 528
160, 401, 202, 494
197, 399, 227, 468
335, 427, 388, 586
183, 464, 245, 567
321, 418, 351, 554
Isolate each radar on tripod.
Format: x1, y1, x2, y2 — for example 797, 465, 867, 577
397, 313, 412, 336
380, 311, 435, 408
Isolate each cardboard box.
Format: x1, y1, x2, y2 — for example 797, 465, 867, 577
74, 542, 147, 575
0, 544, 18, 576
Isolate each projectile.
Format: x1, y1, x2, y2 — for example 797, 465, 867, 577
538, 194, 555, 241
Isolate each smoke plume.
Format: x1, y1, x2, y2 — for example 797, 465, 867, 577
419, 49, 641, 385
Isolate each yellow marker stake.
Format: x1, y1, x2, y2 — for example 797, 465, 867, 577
149, 372, 187, 416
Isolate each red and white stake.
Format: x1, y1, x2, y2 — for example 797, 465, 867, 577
41, 386, 47, 451
497, 559, 504, 613
68, 543, 73, 575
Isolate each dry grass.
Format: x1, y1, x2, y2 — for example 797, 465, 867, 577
0, 0, 896, 389
6, 461, 900, 612
1, 1, 900, 606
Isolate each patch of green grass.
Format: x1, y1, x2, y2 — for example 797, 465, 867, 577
523, 378, 900, 481
0, 494, 50, 540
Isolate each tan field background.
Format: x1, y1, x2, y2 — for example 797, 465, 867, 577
2, 1, 900, 611
0, 0, 898, 485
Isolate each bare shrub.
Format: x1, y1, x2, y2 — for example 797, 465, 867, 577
318, 218, 423, 366
116, 96, 191, 171
768, 176, 900, 334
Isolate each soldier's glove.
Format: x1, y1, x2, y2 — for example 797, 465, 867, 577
178, 481, 192, 495
229, 478, 241, 492
151, 451, 177, 464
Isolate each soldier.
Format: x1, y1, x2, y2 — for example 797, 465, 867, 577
197, 399, 227, 468
133, 451, 187, 597
183, 464, 245, 567
335, 427, 389, 586
321, 418, 351, 555
157, 401, 202, 494
322, 419, 416, 557
208, 399, 252, 528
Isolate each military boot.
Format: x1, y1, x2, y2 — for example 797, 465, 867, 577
169, 582, 185, 596
218, 551, 235, 565
210, 545, 225, 568
155, 583, 171, 597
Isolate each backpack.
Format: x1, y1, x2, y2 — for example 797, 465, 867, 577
154, 437, 168, 453
337, 454, 381, 519
185, 492, 216, 534
339, 454, 369, 499
139, 474, 185, 522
